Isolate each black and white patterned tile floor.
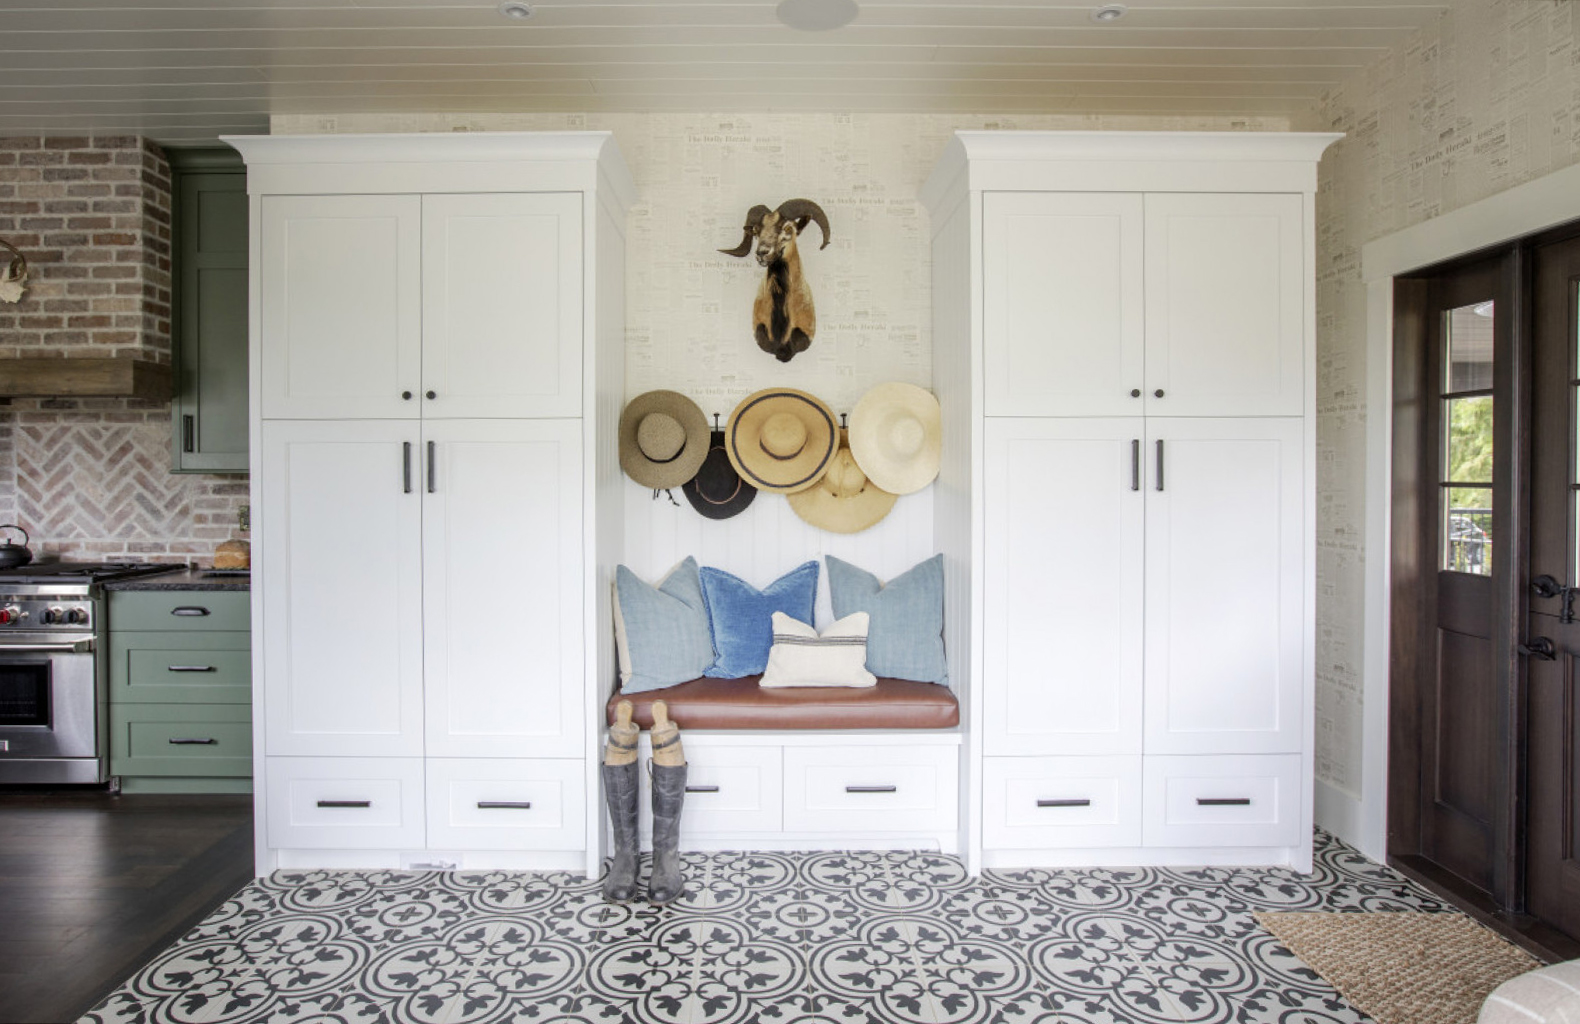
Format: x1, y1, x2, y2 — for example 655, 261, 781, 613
83, 831, 1448, 1024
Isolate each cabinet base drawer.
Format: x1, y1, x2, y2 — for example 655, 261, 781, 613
109, 591, 251, 632
265, 756, 425, 849
636, 741, 782, 838
426, 758, 585, 851
110, 703, 253, 777
983, 755, 1142, 849
110, 633, 252, 704
1142, 753, 1302, 848
783, 745, 958, 833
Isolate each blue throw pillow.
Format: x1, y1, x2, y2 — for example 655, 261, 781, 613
614, 557, 716, 693
698, 561, 820, 678
826, 554, 948, 685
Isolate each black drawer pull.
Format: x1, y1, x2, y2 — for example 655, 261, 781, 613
686, 785, 720, 793
846, 785, 897, 794
171, 606, 210, 617
166, 665, 216, 673
476, 801, 532, 810
1197, 797, 1251, 807
1037, 798, 1092, 808
168, 737, 216, 745
317, 800, 371, 809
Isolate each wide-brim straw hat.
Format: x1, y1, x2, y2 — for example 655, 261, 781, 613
683, 430, 758, 520
619, 390, 710, 490
848, 382, 942, 495
787, 434, 897, 533
725, 388, 839, 495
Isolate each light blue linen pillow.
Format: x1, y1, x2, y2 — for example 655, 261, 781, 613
698, 561, 820, 678
614, 557, 716, 693
826, 554, 948, 685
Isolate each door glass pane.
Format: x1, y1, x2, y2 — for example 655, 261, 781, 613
1445, 487, 1493, 575
1446, 301, 1495, 392
1445, 396, 1494, 483
0, 662, 50, 727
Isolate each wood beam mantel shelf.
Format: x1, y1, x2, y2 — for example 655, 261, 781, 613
0, 358, 173, 401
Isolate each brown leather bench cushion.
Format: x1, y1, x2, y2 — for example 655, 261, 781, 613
606, 676, 959, 730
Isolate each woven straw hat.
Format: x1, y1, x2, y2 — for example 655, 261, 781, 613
618, 390, 710, 489
682, 430, 758, 520
848, 382, 941, 495
787, 433, 897, 533
725, 388, 839, 495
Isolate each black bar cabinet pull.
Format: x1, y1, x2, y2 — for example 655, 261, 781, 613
171, 606, 210, 617
846, 785, 897, 794
427, 441, 436, 493
1196, 797, 1251, 807
403, 442, 412, 494
686, 785, 720, 794
476, 801, 532, 810
1131, 439, 1140, 492
166, 665, 216, 673
317, 800, 371, 809
1038, 798, 1092, 808
182, 414, 195, 453
168, 737, 216, 745
1155, 440, 1165, 492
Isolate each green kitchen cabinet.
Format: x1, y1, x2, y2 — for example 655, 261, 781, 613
170, 147, 249, 474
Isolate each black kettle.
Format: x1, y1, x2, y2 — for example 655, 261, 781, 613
0, 525, 32, 569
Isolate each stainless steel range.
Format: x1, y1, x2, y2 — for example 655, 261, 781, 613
0, 562, 175, 784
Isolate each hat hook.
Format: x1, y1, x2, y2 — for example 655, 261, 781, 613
713, 413, 721, 432
840, 413, 848, 430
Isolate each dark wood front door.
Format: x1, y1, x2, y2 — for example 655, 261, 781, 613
1527, 233, 1580, 937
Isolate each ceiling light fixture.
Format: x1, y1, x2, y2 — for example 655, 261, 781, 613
497, 1, 534, 21
776, 0, 859, 32
1091, 4, 1127, 23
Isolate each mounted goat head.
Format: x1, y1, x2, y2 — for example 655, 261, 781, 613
0, 239, 28, 305
719, 199, 830, 363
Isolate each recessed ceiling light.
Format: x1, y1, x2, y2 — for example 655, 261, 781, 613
776, 0, 859, 32
497, 1, 533, 21
1091, 4, 1127, 23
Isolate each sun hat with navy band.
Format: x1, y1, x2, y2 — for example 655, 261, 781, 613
725, 387, 839, 495
618, 390, 711, 490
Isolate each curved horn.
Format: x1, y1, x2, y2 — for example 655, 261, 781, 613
775, 199, 830, 250
718, 204, 771, 257
0, 238, 27, 282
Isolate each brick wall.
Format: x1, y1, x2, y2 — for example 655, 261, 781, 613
0, 135, 249, 565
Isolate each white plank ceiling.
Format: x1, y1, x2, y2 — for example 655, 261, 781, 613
0, 0, 1447, 142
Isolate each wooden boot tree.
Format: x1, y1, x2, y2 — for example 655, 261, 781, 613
605, 699, 639, 766
650, 700, 685, 767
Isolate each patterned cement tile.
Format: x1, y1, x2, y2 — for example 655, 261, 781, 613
82, 831, 1448, 1024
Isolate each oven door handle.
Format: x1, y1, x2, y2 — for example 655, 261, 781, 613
0, 638, 94, 654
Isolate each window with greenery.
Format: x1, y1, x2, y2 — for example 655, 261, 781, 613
1442, 301, 1494, 575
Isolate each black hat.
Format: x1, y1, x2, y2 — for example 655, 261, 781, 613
683, 430, 757, 520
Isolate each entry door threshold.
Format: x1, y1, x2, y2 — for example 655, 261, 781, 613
1389, 853, 1580, 963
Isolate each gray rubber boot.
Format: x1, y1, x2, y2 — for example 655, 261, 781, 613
601, 760, 640, 902
648, 762, 688, 905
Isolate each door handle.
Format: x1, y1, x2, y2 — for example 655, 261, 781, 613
1534, 574, 1566, 599
166, 665, 216, 673
1519, 637, 1558, 661
845, 785, 897, 794
168, 737, 217, 745
1131, 439, 1140, 492
1197, 797, 1251, 806
476, 801, 531, 810
685, 785, 720, 793
403, 442, 412, 494
427, 441, 436, 494
171, 607, 209, 617
182, 414, 195, 453
1037, 798, 1092, 808
316, 800, 371, 809
1155, 439, 1165, 491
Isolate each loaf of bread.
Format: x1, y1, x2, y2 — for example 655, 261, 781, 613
214, 539, 250, 570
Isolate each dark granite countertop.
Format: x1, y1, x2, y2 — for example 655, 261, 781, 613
103, 567, 251, 592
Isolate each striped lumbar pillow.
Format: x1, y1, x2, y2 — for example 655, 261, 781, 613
760, 611, 877, 689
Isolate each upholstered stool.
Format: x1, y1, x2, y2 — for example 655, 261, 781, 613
1481, 961, 1580, 1023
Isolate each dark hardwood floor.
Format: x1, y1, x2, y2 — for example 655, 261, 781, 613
0, 791, 254, 1024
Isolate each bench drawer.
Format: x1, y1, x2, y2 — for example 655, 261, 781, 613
426, 758, 584, 851
983, 755, 1142, 849
638, 743, 782, 837
783, 745, 957, 833
110, 633, 251, 703
110, 703, 253, 777
110, 591, 251, 632
1142, 754, 1302, 848
265, 756, 424, 849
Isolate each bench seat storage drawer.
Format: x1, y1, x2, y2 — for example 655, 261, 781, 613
109, 590, 251, 632
110, 703, 253, 777
638, 743, 782, 837
983, 755, 1142, 849
110, 633, 252, 704
426, 758, 585, 851
1142, 754, 1302, 848
266, 756, 425, 849
783, 744, 958, 833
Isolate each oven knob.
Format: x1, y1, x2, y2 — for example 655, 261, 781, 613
0, 606, 21, 625
65, 608, 88, 625
41, 606, 61, 625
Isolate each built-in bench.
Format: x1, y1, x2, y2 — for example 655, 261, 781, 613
605, 675, 960, 730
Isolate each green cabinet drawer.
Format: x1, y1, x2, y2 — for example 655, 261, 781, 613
109, 590, 250, 632
110, 703, 253, 778
109, 632, 251, 704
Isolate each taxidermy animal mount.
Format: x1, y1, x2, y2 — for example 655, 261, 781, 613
719, 199, 830, 364
0, 239, 28, 305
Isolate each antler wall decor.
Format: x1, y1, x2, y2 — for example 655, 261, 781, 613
0, 239, 30, 305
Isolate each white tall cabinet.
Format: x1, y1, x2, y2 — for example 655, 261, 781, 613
923, 131, 1339, 873
229, 133, 633, 874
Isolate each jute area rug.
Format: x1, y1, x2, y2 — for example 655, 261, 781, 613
1255, 911, 1542, 1024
